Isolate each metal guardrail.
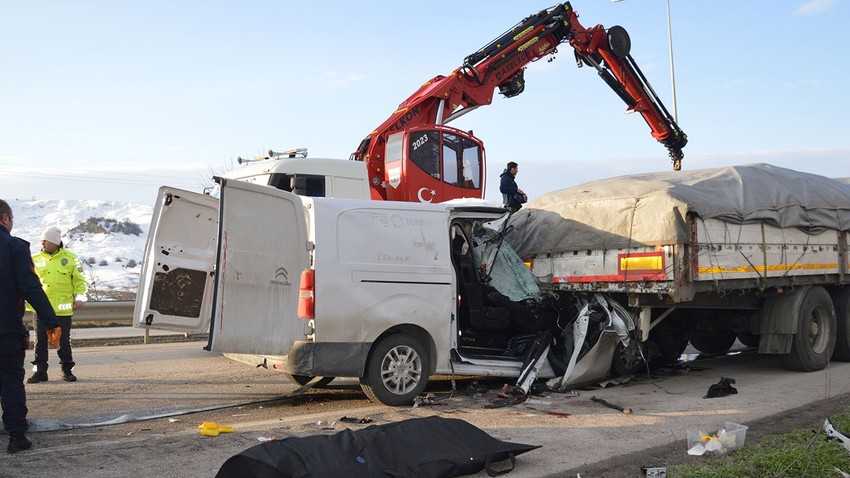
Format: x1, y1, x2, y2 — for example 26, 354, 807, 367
70, 300, 136, 323
25, 301, 173, 344
24, 301, 136, 324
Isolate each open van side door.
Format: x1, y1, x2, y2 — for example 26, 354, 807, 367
135, 187, 219, 333
209, 178, 310, 356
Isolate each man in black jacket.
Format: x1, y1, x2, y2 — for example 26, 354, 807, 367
499, 162, 527, 213
0, 199, 61, 453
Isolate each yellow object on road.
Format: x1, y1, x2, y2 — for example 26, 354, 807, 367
199, 421, 234, 437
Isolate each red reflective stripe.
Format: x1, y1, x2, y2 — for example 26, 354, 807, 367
555, 270, 667, 283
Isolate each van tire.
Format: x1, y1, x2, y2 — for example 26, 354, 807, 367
831, 287, 850, 361
360, 334, 430, 406
610, 337, 644, 376
781, 286, 836, 371
284, 374, 335, 388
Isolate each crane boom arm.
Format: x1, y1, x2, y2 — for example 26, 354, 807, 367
352, 2, 687, 201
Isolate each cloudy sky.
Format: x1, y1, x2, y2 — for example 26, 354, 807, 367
1, 0, 847, 205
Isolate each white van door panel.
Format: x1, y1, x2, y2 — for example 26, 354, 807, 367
210, 179, 309, 356
135, 187, 219, 333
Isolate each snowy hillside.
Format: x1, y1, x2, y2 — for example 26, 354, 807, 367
8, 199, 152, 300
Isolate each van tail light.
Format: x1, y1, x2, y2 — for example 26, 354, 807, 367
297, 269, 315, 320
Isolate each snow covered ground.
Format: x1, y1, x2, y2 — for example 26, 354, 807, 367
7, 198, 152, 300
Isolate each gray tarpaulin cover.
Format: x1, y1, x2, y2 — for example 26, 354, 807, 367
506, 163, 850, 256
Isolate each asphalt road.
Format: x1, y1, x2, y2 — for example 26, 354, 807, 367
7, 341, 850, 478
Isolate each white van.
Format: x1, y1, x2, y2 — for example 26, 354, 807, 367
135, 179, 631, 405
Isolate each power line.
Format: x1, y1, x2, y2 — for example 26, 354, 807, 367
0, 170, 205, 188
0, 161, 228, 183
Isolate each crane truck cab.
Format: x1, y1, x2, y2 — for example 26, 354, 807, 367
214, 147, 371, 200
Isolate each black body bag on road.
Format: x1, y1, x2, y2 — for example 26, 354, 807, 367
216, 416, 540, 478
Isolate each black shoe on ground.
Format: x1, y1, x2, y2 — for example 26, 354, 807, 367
26, 372, 48, 384
62, 371, 77, 382
7, 433, 32, 454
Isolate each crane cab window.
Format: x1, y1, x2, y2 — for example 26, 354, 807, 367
408, 131, 441, 179
407, 130, 482, 189
385, 133, 404, 163
442, 133, 481, 189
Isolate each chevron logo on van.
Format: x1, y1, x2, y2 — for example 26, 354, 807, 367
270, 267, 292, 287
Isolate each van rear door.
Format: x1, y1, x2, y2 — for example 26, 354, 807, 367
209, 178, 310, 356
135, 187, 219, 333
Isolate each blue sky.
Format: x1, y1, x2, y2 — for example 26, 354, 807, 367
1, 1, 847, 205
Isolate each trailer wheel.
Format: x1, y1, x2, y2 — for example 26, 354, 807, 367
284, 374, 335, 388
830, 287, 850, 361
781, 286, 836, 371
360, 333, 430, 406
689, 330, 737, 355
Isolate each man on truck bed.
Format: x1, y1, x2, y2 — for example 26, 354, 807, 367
500, 162, 527, 213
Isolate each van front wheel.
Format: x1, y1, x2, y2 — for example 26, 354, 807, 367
360, 334, 430, 406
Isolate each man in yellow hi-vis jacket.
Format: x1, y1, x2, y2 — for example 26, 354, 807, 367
26, 227, 87, 383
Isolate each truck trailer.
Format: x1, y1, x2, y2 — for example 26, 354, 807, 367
509, 163, 850, 372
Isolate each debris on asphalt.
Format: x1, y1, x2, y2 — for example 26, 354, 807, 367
257, 436, 278, 442
498, 384, 526, 399
590, 396, 632, 415
484, 384, 528, 408
413, 392, 452, 408
600, 375, 633, 388
704, 377, 737, 398
528, 382, 550, 396
340, 416, 373, 424
548, 389, 581, 398
199, 421, 234, 437
465, 380, 489, 397
687, 422, 748, 456
526, 407, 571, 418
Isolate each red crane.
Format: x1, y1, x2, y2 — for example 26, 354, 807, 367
351, 2, 687, 203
